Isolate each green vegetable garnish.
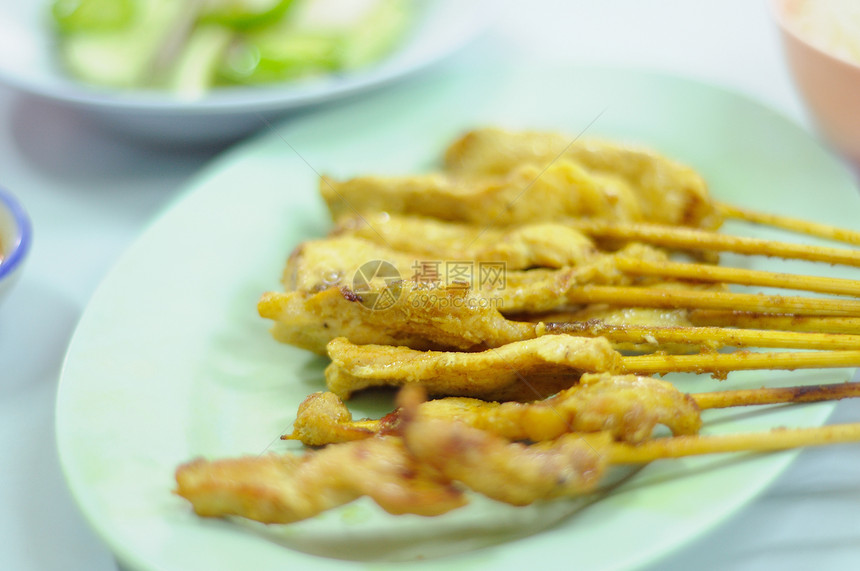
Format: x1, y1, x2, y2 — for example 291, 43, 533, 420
50, 0, 413, 96
199, 0, 295, 30
52, 0, 135, 33
218, 31, 342, 84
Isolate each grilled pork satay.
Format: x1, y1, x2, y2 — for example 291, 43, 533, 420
265, 239, 665, 356
322, 160, 643, 227
324, 335, 623, 401
284, 232, 851, 320
443, 128, 860, 246
281, 235, 415, 292
281, 233, 670, 305
287, 376, 860, 448
408, 424, 610, 506
331, 212, 600, 270
174, 425, 609, 522
176, 385, 860, 524
402, 392, 860, 506
397, 386, 612, 506
441, 127, 721, 230
285, 373, 702, 447
283, 230, 860, 320
258, 282, 536, 355
286, 391, 380, 445
327, 331, 860, 397
522, 297, 708, 353
174, 436, 466, 524
282, 234, 605, 293
261, 274, 860, 358
284, 230, 667, 290
283, 235, 626, 297
336, 214, 860, 295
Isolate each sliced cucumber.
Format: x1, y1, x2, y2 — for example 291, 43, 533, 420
199, 0, 295, 30
216, 0, 410, 85
279, 0, 411, 70
337, 0, 410, 69
51, 0, 135, 34
51, 0, 412, 93
58, 0, 186, 88
217, 32, 341, 84
166, 24, 234, 98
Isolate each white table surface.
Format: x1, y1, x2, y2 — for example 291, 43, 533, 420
2, 1, 860, 570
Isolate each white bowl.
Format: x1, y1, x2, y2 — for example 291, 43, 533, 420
771, 0, 860, 163
0, 188, 32, 306
0, 1, 491, 144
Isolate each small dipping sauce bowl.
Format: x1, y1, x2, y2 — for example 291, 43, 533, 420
772, 0, 860, 164
0, 187, 32, 305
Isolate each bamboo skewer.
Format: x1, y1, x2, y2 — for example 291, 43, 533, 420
572, 219, 860, 267
718, 202, 860, 247
543, 321, 860, 351
607, 422, 860, 464
687, 311, 860, 335
564, 285, 860, 317
692, 381, 860, 409
621, 350, 860, 376
614, 257, 860, 298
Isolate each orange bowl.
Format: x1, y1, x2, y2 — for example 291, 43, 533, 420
772, 0, 860, 163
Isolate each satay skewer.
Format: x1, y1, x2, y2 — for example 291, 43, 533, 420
538, 310, 860, 337
402, 386, 860, 507
691, 381, 860, 409
688, 311, 860, 335
542, 322, 860, 350
572, 219, 860, 267
621, 350, 860, 376
544, 310, 860, 336
323, 336, 860, 401
562, 285, 860, 317
283, 379, 860, 447
717, 202, 860, 247
324, 213, 860, 306
329, 216, 860, 300
607, 422, 860, 464
614, 257, 860, 298
263, 280, 860, 356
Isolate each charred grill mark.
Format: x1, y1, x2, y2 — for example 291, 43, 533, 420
340, 286, 363, 303
377, 411, 402, 436
790, 384, 853, 402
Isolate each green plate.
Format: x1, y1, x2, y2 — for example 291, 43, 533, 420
57, 66, 860, 570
